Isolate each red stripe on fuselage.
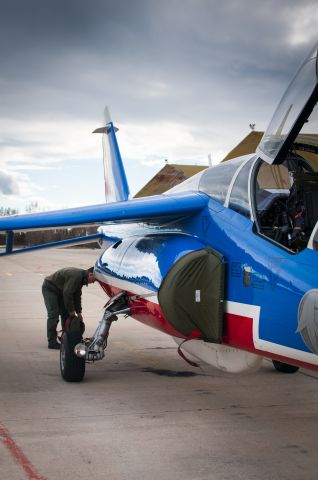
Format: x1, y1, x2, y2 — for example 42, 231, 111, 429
99, 281, 184, 338
100, 280, 257, 349
225, 310, 318, 372
224, 312, 255, 351
98, 281, 318, 372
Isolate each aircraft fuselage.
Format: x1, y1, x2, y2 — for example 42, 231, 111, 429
95, 180, 318, 372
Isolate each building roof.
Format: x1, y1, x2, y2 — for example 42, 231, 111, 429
134, 131, 318, 197
134, 163, 207, 198
222, 131, 263, 161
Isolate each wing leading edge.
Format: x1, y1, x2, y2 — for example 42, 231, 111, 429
0, 192, 208, 255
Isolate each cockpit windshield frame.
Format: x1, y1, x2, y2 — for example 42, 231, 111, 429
198, 155, 253, 208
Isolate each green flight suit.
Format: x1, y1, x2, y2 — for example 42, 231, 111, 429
42, 267, 87, 343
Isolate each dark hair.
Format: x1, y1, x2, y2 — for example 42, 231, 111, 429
87, 266, 94, 274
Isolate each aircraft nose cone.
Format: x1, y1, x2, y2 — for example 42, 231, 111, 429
297, 289, 318, 354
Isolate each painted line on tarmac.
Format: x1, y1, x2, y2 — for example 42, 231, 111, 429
0, 421, 46, 480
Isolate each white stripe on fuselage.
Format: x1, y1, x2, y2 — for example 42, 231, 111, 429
226, 300, 318, 366
94, 270, 159, 301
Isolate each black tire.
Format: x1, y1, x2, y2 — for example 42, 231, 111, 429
272, 360, 299, 374
60, 331, 85, 382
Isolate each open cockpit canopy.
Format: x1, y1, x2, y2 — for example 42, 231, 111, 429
171, 43, 318, 254
252, 43, 318, 252
256, 43, 318, 165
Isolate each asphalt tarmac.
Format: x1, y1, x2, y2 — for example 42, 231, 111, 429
1, 248, 318, 480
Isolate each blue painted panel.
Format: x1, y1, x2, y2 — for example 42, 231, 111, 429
198, 203, 318, 353
97, 233, 207, 293
0, 192, 208, 231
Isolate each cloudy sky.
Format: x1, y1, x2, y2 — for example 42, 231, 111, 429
0, 0, 317, 212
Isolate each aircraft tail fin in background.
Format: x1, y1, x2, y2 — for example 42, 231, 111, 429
93, 107, 130, 203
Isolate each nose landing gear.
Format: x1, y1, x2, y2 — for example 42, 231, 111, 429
60, 292, 131, 382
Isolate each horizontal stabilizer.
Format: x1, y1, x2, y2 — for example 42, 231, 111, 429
93, 126, 119, 134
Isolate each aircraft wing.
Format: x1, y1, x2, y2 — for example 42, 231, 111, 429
0, 192, 208, 255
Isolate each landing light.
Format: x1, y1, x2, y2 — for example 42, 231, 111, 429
74, 343, 87, 358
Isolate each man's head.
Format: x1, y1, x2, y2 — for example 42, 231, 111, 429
86, 266, 96, 284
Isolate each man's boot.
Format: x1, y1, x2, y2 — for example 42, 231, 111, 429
48, 338, 60, 349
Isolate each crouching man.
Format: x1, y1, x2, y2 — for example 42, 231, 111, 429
42, 266, 96, 349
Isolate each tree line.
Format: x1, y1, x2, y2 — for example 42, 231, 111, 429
0, 207, 19, 216
0, 206, 99, 249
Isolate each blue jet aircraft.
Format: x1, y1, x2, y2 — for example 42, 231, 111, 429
1, 44, 318, 382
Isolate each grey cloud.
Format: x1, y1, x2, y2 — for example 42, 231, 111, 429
0, 1, 317, 137
0, 137, 44, 148
1, 1, 315, 77
0, 172, 19, 195
0, 0, 317, 208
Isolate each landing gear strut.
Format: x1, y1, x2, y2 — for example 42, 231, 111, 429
60, 292, 131, 382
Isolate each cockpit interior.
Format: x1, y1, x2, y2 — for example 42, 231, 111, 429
253, 153, 318, 252
168, 143, 318, 254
